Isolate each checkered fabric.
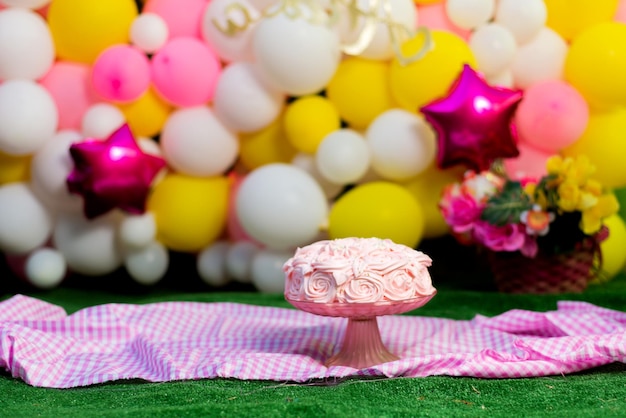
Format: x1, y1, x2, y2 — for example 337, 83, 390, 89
1, 295, 625, 388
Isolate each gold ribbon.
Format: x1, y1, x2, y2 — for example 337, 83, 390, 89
212, 0, 433, 66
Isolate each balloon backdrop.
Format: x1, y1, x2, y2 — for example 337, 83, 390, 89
328, 181, 425, 248
0, 7, 54, 80
235, 163, 328, 250
366, 109, 437, 180
47, 0, 138, 63
148, 173, 229, 252
2, 0, 626, 291
514, 80, 589, 152
66, 124, 166, 219
564, 21, 626, 109
421, 64, 522, 171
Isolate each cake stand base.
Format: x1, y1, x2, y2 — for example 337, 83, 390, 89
325, 317, 398, 369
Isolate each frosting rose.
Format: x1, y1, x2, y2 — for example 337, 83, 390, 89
337, 273, 385, 303
383, 269, 417, 301
302, 270, 336, 303
284, 268, 305, 301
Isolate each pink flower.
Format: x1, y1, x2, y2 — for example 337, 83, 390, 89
472, 221, 528, 253
439, 184, 483, 233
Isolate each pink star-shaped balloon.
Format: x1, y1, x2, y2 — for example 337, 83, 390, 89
421, 64, 523, 172
67, 124, 166, 219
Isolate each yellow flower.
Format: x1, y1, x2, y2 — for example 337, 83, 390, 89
546, 155, 567, 176
523, 182, 537, 196
564, 155, 595, 186
583, 179, 602, 197
577, 191, 599, 211
557, 179, 581, 212
580, 193, 620, 235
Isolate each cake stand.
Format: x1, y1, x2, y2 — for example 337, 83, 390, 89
286, 293, 436, 369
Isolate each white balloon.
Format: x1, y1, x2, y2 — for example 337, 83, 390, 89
495, 0, 547, 45
161, 106, 239, 176
213, 61, 284, 133
469, 23, 517, 76
252, 4, 341, 96
336, 0, 417, 60
25, 247, 66, 289
197, 240, 231, 287
0, 182, 52, 254
0, 79, 58, 156
445, 0, 495, 30
291, 153, 344, 199
0, 0, 50, 8
510, 27, 568, 89
0, 8, 54, 80
81, 103, 126, 140
201, 0, 260, 63
236, 163, 328, 250
130, 12, 169, 54
125, 241, 169, 286
366, 109, 436, 181
53, 212, 123, 276
119, 213, 156, 249
226, 240, 259, 283
251, 248, 292, 293
30, 130, 83, 213
315, 129, 370, 185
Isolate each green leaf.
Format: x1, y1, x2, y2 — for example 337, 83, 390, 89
480, 181, 533, 226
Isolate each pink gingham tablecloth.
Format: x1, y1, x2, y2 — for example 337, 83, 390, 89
1, 294, 625, 388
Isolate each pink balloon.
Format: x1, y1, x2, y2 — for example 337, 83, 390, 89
514, 80, 589, 153
91, 45, 151, 103
417, 4, 471, 40
503, 141, 553, 182
226, 172, 260, 244
39, 61, 100, 130
143, 0, 207, 39
615, 0, 626, 23
151, 37, 222, 107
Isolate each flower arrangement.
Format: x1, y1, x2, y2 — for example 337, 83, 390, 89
439, 155, 619, 260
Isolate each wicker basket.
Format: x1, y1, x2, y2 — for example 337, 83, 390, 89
488, 238, 600, 294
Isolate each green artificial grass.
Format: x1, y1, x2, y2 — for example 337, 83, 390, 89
3, 238, 626, 417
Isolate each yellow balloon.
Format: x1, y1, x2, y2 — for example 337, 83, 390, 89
562, 107, 626, 189
119, 89, 171, 138
148, 174, 229, 252
0, 151, 30, 185
326, 57, 396, 130
283, 95, 341, 154
565, 22, 626, 110
403, 164, 465, 239
545, 0, 619, 41
239, 117, 298, 170
591, 214, 626, 283
389, 30, 476, 112
328, 181, 424, 248
414, 0, 442, 4
48, 0, 138, 63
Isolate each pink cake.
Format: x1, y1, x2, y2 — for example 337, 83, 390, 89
283, 237, 436, 304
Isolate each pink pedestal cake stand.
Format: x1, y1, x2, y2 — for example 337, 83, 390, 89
286, 292, 436, 369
